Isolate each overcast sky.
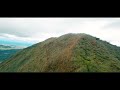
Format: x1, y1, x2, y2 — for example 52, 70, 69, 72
0, 18, 120, 46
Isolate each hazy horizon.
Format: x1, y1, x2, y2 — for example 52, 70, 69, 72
0, 18, 120, 47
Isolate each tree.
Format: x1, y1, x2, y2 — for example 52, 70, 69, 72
96, 37, 100, 40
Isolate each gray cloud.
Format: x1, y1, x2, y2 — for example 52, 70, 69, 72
0, 18, 120, 46
103, 21, 120, 29
0, 18, 85, 37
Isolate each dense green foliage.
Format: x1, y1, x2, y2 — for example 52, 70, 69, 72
73, 35, 120, 72
0, 33, 120, 72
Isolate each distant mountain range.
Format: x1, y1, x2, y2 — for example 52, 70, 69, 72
0, 44, 23, 62
0, 44, 26, 50
0, 33, 120, 72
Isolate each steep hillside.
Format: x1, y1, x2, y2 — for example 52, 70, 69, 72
0, 33, 120, 72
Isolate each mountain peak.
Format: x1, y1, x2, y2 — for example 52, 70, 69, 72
0, 33, 120, 72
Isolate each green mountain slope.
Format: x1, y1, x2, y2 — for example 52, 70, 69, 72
0, 33, 120, 72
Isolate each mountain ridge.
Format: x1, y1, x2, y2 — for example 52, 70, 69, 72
0, 33, 120, 72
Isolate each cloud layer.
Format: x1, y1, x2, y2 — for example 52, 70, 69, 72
0, 18, 120, 46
